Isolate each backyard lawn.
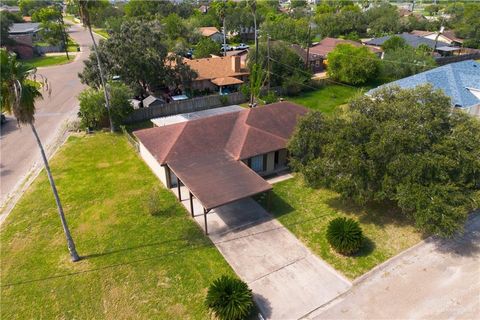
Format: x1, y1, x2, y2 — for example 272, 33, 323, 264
0, 133, 234, 319
257, 176, 424, 279
288, 84, 362, 113
93, 27, 110, 39
24, 55, 73, 68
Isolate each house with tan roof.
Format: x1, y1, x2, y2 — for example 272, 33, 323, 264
184, 56, 249, 94
410, 29, 464, 47
134, 102, 308, 233
198, 26, 224, 42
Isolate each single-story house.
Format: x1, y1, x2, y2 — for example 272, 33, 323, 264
411, 29, 464, 47
367, 60, 480, 116
198, 27, 224, 43
293, 37, 383, 72
7, 22, 41, 59
364, 33, 450, 50
134, 101, 308, 233
184, 56, 249, 94
212, 49, 249, 68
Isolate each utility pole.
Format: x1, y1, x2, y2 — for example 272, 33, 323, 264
223, 15, 227, 57
267, 34, 271, 90
305, 16, 312, 70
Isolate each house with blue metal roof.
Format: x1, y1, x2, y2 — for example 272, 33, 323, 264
367, 60, 480, 113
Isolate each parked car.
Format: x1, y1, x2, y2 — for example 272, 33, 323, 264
234, 43, 249, 50
221, 44, 233, 52
1, 113, 6, 125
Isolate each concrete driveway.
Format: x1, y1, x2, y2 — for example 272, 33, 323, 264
177, 186, 351, 319
1, 24, 98, 209
305, 214, 480, 320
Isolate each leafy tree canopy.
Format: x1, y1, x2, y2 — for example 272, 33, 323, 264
327, 44, 380, 85
247, 40, 309, 88
381, 45, 436, 81
194, 37, 219, 58
381, 35, 407, 52
79, 20, 197, 98
32, 6, 65, 46
289, 85, 480, 237
453, 3, 480, 49
0, 11, 23, 46
78, 83, 133, 130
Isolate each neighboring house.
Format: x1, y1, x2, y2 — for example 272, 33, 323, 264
184, 56, 249, 94
0, 5, 20, 13
142, 95, 166, 108
365, 33, 450, 50
7, 22, 41, 59
214, 49, 249, 68
198, 5, 208, 14
134, 101, 308, 232
367, 60, 480, 116
290, 44, 323, 72
293, 37, 383, 72
411, 29, 464, 47
198, 27, 224, 43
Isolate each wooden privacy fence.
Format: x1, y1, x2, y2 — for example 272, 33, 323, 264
124, 92, 247, 124
435, 52, 480, 66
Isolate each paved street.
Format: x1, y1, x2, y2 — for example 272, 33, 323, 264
0, 24, 97, 207
306, 214, 480, 320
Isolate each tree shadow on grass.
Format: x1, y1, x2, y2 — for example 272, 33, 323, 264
254, 191, 295, 218
353, 236, 376, 258
326, 196, 417, 230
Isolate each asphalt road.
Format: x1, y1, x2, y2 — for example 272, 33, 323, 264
0, 24, 97, 206
306, 214, 480, 320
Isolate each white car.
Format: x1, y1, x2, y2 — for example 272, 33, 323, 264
234, 43, 250, 50
221, 44, 233, 52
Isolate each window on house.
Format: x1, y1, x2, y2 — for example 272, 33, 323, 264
274, 151, 279, 168
250, 155, 264, 172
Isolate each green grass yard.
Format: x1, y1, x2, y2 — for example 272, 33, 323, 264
23, 55, 73, 68
257, 176, 423, 279
288, 84, 365, 113
0, 133, 234, 319
93, 28, 109, 39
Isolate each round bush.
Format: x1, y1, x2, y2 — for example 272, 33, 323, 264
326, 217, 363, 255
205, 275, 253, 320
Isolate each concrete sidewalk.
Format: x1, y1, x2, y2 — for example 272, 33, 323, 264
305, 214, 480, 320
176, 186, 351, 319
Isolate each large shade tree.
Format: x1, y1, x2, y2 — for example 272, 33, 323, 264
327, 44, 380, 85
289, 85, 480, 237
79, 20, 197, 99
0, 49, 80, 261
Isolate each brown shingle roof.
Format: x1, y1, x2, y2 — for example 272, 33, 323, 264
184, 56, 248, 81
309, 37, 382, 58
211, 77, 244, 86
134, 102, 308, 209
199, 27, 221, 37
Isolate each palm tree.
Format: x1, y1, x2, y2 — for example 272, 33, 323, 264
76, 0, 113, 132
1, 49, 80, 262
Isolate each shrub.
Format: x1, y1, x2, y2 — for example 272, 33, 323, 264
326, 217, 363, 255
147, 187, 162, 216
205, 275, 253, 320
262, 91, 278, 104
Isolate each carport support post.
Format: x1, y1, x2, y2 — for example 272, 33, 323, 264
203, 208, 209, 235
189, 192, 194, 217
177, 179, 181, 201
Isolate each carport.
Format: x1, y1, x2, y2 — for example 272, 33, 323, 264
168, 153, 272, 234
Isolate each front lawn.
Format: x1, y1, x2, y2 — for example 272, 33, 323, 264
23, 55, 73, 68
93, 27, 109, 39
257, 176, 423, 279
288, 84, 362, 113
0, 133, 234, 319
